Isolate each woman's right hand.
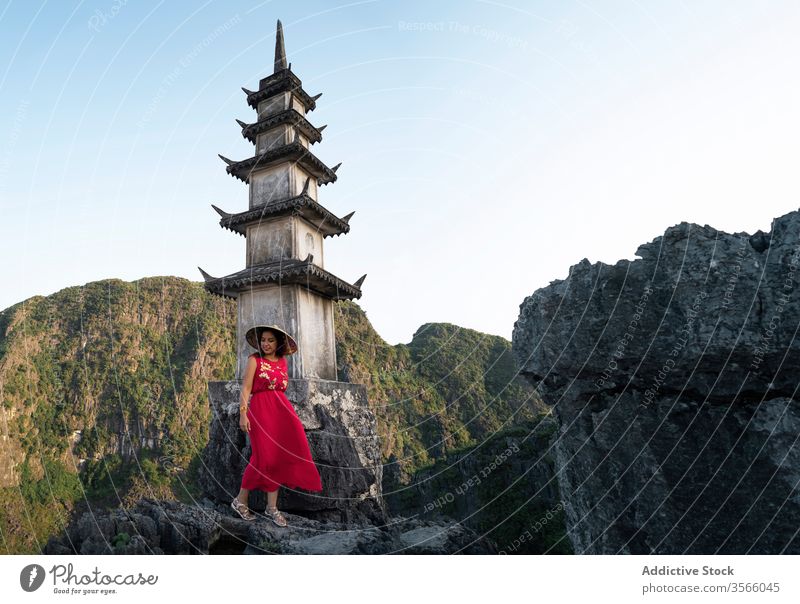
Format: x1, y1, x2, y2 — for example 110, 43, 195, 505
239, 411, 250, 432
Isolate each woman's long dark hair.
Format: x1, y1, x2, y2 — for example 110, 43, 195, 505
255, 327, 288, 358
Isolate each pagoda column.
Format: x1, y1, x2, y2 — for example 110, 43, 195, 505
199, 19, 365, 381
199, 19, 385, 525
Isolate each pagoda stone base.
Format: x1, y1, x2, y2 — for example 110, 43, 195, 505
201, 378, 387, 525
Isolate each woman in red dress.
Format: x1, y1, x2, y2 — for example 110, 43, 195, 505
230, 324, 323, 526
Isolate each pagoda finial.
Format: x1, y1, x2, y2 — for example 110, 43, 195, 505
274, 19, 287, 73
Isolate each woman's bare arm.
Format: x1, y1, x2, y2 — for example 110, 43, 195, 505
240, 356, 257, 411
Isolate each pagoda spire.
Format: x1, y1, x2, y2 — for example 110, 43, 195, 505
274, 19, 287, 73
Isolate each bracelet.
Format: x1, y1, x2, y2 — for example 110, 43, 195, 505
239, 405, 248, 412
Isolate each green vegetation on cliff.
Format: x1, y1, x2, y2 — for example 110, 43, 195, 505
334, 303, 545, 480
0, 277, 236, 553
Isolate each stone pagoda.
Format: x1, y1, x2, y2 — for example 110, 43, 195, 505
199, 20, 385, 524
198, 19, 365, 381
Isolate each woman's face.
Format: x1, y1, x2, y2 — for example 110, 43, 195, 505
260, 331, 278, 355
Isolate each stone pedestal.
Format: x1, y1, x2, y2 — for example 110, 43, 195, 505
201, 378, 387, 525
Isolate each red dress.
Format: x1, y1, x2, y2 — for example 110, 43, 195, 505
240, 353, 323, 493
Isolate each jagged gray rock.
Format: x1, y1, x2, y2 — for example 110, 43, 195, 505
513, 208, 800, 554
42, 498, 496, 554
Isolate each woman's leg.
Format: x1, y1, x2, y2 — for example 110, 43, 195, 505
266, 488, 279, 509
264, 488, 287, 526
236, 487, 250, 506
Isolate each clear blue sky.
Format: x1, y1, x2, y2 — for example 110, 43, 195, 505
1, 0, 799, 344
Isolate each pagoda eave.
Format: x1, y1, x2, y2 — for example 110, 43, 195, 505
245, 68, 318, 112
224, 141, 337, 184
202, 258, 362, 301
216, 194, 351, 238
240, 108, 322, 144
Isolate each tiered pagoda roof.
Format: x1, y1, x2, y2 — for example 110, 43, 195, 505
211, 185, 354, 238
218, 139, 340, 185
199, 255, 365, 300
236, 108, 324, 145
242, 69, 321, 113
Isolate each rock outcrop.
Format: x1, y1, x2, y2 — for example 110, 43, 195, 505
43, 498, 496, 554
513, 209, 800, 554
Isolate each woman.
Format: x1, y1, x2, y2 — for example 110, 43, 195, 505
230, 324, 323, 526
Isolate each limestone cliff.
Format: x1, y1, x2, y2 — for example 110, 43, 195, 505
0, 277, 236, 553
513, 208, 800, 554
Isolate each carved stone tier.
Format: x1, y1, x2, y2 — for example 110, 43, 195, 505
238, 108, 324, 148
200, 256, 364, 299
220, 140, 337, 184
243, 67, 320, 115
219, 141, 341, 208
212, 193, 354, 240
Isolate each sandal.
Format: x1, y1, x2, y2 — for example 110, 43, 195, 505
265, 506, 288, 527
231, 498, 256, 521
